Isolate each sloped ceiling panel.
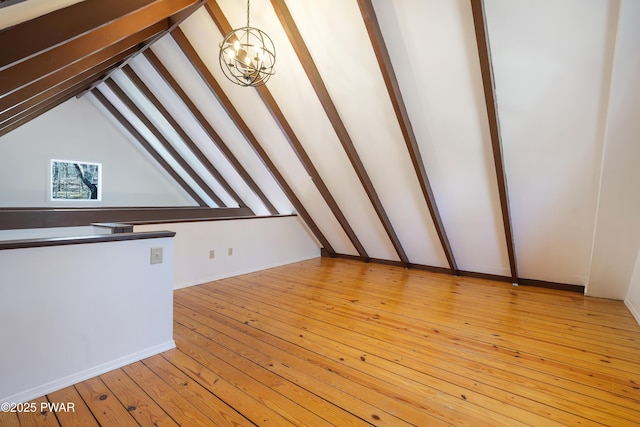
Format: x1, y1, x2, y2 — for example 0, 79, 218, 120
373, 0, 511, 276
127, 55, 280, 215
95, 83, 217, 206
109, 70, 239, 207
485, 0, 617, 285
178, 7, 367, 257
280, 0, 449, 267
153, 31, 357, 254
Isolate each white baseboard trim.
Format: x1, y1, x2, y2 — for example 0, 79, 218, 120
625, 299, 640, 326
1, 340, 175, 405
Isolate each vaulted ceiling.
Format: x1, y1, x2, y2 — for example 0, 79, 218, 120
1, 0, 638, 296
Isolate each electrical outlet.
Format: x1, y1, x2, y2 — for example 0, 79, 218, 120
209, 249, 215, 259
228, 247, 233, 256
150, 247, 163, 264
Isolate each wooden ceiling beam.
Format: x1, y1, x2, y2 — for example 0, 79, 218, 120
92, 88, 208, 207
470, 0, 519, 281
270, 0, 409, 265
0, 53, 130, 124
0, 86, 86, 138
0, 0, 199, 98
170, 28, 335, 255
121, 64, 251, 211
104, 78, 225, 207
1, 80, 94, 130
205, 1, 369, 261
142, 49, 279, 215
356, 0, 457, 274
0, 0, 155, 70
0, 24, 162, 113
82, 0, 206, 96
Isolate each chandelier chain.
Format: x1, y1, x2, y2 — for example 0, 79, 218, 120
246, 0, 250, 28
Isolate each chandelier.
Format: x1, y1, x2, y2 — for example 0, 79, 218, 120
219, 0, 276, 87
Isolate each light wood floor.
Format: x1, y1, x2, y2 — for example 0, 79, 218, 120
3, 258, 640, 426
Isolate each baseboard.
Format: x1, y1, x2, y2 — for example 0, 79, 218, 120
0, 340, 175, 405
625, 299, 640, 326
518, 278, 585, 294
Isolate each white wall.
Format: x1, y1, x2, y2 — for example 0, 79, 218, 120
587, 0, 640, 299
625, 248, 640, 325
0, 96, 195, 207
0, 236, 175, 404
485, 0, 617, 285
135, 216, 320, 289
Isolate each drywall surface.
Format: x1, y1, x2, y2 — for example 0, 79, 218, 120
0, 236, 175, 404
0, 96, 194, 207
588, 0, 640, 299
625, 249, 640, 325
135, 215, 320, 289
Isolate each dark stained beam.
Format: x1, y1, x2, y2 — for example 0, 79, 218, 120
356, 0, 457, 273
0, 207, 256, 230
1, 80, 92, 131
92, 88, 207, 207
0, 56, 127, 125
142, 50, 279, 215
470, 0, 519, 281
205, 2, 369, 261
0, 0, 155, 70
83, 0, 206, 94
121, 64, 251, 211
0, 0, 199, 98
0, 24, 162, 113
104, 78, 225, 207
170, 28, 335, 255
0, 87, 82, 138
270, 0, 409, 265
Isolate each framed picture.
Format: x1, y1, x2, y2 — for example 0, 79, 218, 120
50, 159, 102, 201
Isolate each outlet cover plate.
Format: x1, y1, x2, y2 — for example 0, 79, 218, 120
150, 247, 163, 264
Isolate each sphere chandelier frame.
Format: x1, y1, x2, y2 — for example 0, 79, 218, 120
219, 0, 276, 87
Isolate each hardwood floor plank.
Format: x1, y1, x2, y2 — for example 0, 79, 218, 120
226, 272, 640, 388
269, 265, 640, 343
173, 326, 333, 427
176, 291, 530, 427
174, 322, 371, 427
122, 361, 225, 427
74, 376, 138, 426
0, 411, 20, 427
234, 270, 640, 357
16, 396, 60, 427
141, 355, 253, 426
186, 268, 637, 419
230, 267, 640, 377
174, 299, 451, 427
180, 287, 581, 426
47, 385, 99, 427
161, 348, 296, 426
99, 368, 179, 426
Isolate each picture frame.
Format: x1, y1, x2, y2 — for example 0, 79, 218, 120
50, 159, 102, 201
